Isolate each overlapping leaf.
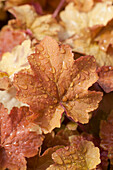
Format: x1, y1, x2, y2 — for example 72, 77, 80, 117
47, 135, 100, 170
13, 36, 102, 134
0, 104, 44, 169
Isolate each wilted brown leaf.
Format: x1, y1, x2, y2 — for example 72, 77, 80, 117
13, 36, 102, 134
0, 104, 44, 169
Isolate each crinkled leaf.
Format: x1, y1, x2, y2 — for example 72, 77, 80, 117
9, 5, 60, 40
0, 26, 27, 59
14, 36, 102, 134
60, 2, 113, 37
0, 39, 33, 76
97, 66, 113, 93
100, 110, 113, 164
47, 135, 101, 170
0, 104, 44, 169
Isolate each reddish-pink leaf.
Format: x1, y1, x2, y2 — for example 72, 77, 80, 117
0, 104, 44, 169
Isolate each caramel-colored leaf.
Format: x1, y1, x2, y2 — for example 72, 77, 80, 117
47, 135, 100, 170
0, 104, 44, 169
14, 36, 102, 133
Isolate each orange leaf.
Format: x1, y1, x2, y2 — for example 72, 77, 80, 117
14, 36, 102, 133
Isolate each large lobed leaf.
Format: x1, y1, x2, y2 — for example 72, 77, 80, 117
13, 36, 102, 134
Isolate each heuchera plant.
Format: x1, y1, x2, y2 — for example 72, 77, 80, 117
0, 0, 113, 169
